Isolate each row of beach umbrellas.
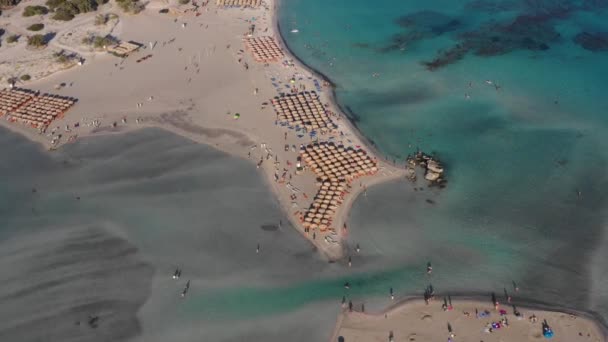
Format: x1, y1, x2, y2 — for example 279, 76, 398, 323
299, 141, 378, 232
272, 92, 331, 129
0, 89, 35, 115
244, 37, 283, 62
1, 88, 77, 128
217, 0, 261, 7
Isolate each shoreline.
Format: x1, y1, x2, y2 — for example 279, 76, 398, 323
0, 0, 406, 261
331, 295, 608, 342
272, 1, 402, 169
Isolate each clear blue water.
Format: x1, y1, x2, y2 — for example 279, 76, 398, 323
278, 0, 608, 322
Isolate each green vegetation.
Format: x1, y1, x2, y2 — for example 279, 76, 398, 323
82, 34, 117, 49
94, 13, 107, 25
53, 50, 70, 63
20, 74, 31, 81
52, 8, 74, 20
27, 23, 45, 31
0, 0, 20, 7
6, 34, 19, 43
23, 5, 49, 16
27, 34, 46, 47
46, 0, 109, 21
115, 0, 143, 14
178, 0, 189, 4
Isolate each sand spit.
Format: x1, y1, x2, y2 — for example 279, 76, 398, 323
332, 297, 606, 342
0, 0, 405, 260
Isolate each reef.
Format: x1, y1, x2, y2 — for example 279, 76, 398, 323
379, 10, 462, 53
573, 32, 608, 52
422, 11, 562, 70
464, 0, 522, 13
419, 0, 608, 70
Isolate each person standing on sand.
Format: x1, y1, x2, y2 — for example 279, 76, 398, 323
348, 300, 353, 312
491, 292, 499, 310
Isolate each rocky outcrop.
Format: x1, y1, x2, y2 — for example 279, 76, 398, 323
406, 151, 447, 187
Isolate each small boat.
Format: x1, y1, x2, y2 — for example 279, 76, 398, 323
181, 280, 190, 298
172, 268, 181, 279
290, 29, 299, 33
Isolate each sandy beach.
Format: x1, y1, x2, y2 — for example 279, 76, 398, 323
0, 0, 405, 260
333, 297, 606, 342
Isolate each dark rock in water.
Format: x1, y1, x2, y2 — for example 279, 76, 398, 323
423, 13, 561, 69
260, 224, 279, 232
573, 32, 608, 52
407, 151, 447, 187
386, 11, 462, 52
396, 10, 458, 31
423, 44, 470, 71
426, 199, 435, 204
352, 42, 370, 49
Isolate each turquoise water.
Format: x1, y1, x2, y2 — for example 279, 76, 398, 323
278, 0, 608, 322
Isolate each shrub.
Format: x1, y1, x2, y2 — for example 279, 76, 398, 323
23, 5, 49, 16
115, 0, 143, 13
27, 34, 46, 47
45, 0, 65, 10
82, 34, 116, 48
94, 35, 116, 48
0, 0, 20, 6
71, 0, 96, 13
178, 0, 189, 4
20, 74, 31, 81
27, 23, 45, 31
7, 34, 19, 43
53, 50, 71, 63
56, 54, 69, 63
94, 13, 107, 25
52, 8, 75, 20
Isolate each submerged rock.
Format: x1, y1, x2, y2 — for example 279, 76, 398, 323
573, 32, 608, 52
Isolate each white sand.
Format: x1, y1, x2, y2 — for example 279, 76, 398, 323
333, 298, 605, 342
0, 0, 404, 260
